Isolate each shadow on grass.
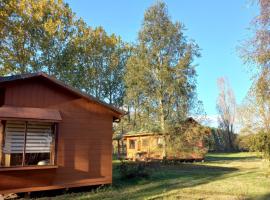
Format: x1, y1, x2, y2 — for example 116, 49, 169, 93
255, 193, 270, 200
30, 161, 240, 200
108, 162, 239, 200
205, 154, 258, 162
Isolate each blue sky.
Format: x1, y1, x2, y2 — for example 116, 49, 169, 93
65, 0, 258, 121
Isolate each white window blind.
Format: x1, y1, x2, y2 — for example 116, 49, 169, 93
26, 122, 52, 153
3, 121, 53, 154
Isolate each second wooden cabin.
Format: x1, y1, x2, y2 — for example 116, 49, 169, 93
123, 118, 209, 161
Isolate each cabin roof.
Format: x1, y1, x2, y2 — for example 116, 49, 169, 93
123, 118, 201, 138
123, 132, 163, 138
0, 72, 125, 118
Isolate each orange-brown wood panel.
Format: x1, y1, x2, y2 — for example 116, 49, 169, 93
0, 78, 114, 194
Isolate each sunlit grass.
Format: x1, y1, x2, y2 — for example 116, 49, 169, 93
38, 152, 270, 200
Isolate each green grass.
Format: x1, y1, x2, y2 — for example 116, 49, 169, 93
38, 152, 270, 200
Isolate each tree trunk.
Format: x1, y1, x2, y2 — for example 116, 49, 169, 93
227, 125, 234, 152
159, 99, 165, 131
158, 98, 167, 158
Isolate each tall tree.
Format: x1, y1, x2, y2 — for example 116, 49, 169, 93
0, 0, 129, 107
0, 0, 76, 74
241, 0, 270, 69
239, 0, 270, 158
216, 77, 236, 151
124, 1, 200, 132
58, 26, 130, 107
238, 68, 270, 134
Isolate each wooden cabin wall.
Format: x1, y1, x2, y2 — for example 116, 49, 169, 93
126, 134, 205, 161
0, 78, 114, 194
126, 135, 164, 160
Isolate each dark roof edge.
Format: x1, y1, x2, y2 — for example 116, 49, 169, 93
0, 72, 125, 117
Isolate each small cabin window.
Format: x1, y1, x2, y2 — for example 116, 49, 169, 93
0, 88, 5, 106
142, 138, 149, 147
129, 139, 136, 149
157, 137, 164, 148
0, 121, 57, 167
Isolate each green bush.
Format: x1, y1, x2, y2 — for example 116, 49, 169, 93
250, 132, 270, 159
235, 134, 255, 152
235, 132, 270, 159
118, 161, 150, 180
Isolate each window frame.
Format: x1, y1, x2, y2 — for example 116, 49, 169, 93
129, 139, 136, 149
0, 120, 58, 169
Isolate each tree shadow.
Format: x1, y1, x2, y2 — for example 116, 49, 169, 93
108, 162, 239, 200
52, 162, 238, 200
255, 193, 270, 200
205, 154, 258, 162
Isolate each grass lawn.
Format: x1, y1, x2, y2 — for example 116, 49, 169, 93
38, 152, 270, 200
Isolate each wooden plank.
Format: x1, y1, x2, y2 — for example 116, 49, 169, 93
0, 165, 58, 171
4, 154, 10, 167
0, 178, 111, 194
0, 107, 62, 122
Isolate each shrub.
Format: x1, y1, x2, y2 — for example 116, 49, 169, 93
235, 132, 270, 159
235, 134, 255, 152
250, 132, 270, 159
118, 161, 150, 180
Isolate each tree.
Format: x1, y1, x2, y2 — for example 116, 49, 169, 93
237, 69, 270, 158
216, 77, 236, 151
0, 0, 76, 75
241, 0, 270, 69
239, 0, 270, 159
166, 118, 210, 158
124, 1, 200, 133
0, 0, 129, 107
58, 26, 130, 107
238, 71, 270, 135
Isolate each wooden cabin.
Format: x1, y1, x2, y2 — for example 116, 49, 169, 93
124, 118, 208, 161
124, 133, 165, 161
0, 72, 124, 195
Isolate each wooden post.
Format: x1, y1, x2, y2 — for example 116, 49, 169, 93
117, 139, 120, 160
4, 154, 10, 167
121, 140, 125, 158
50, 123, 58, 165
1, 121, 6, 166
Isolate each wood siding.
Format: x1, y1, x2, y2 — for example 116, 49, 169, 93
125, 134, 205, 161
125, 135, 165, 160
0, 78, 114, 194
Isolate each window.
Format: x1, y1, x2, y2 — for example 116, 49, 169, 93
0, 120, 56, 167
0, 88, 5, 106
157, 137, 164, 148
129, 139, 136, 149
157, 137, 164, 144
142, 138, 149, 147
